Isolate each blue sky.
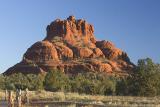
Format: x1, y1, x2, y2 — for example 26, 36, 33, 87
0, 0, 160, 73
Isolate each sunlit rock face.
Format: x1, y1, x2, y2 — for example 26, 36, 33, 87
4, 16, 134, 76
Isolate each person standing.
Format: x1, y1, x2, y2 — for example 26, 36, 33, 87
8, 91, 14, 107
5, 89, 8, 101
18, 89, 22, 107
24, 88, 29, 105
16, 89, 22, 107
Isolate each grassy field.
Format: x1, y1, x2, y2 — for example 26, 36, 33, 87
0, 90, 160, 107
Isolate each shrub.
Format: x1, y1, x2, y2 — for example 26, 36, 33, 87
0, 73, 44, 90
2, 58, 160, 97
115, 58, 160, 97
130, 58, 160, 96
0, 74, 5, 90
44, 70, 70, 92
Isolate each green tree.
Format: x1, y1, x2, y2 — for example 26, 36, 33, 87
0, 74, 6, 90
26, 74, 45, 90
70, 72, 116, 95
131, 58, 160, 96
44, 70, 70, 92
5, 73, 29, 90
2, 73, 45, 90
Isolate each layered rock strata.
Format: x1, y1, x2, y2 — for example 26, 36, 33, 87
4, 16, 134, 76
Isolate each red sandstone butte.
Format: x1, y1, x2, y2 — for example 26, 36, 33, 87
4, 16, 134, 76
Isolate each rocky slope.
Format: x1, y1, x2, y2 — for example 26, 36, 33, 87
4, 16, 134, 76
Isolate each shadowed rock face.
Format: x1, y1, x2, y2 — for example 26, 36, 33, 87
4, 16, 134, 76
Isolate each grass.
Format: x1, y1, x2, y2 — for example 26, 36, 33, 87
0, 90, 160, 107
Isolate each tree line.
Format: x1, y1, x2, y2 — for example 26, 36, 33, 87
0, 58, 160, 97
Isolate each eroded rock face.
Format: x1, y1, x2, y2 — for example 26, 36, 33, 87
96, 40, 127, 60
23, 41, 59, 62
54, 43, 73, 60
92, 48, 105, 58
4, 16, 134, 76
45, 16, 96, 45
79, 47, 93, 58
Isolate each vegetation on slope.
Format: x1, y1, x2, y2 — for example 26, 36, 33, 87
0, 58, 160, 97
